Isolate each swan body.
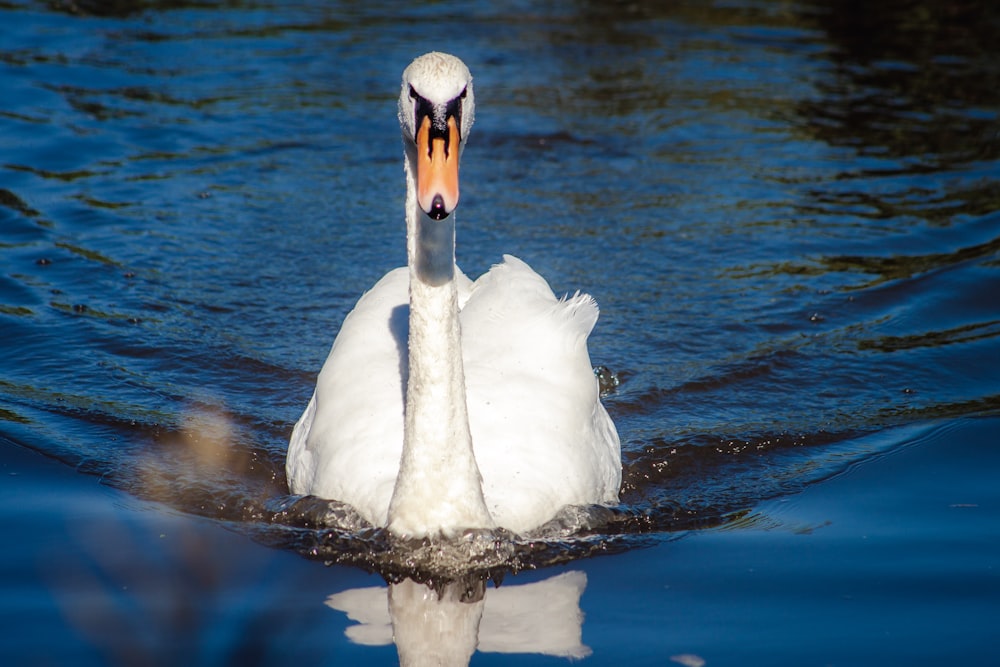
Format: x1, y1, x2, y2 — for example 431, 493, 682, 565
286, 52, 621, 537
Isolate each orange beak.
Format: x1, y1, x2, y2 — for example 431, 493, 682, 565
415, 114, 460, 220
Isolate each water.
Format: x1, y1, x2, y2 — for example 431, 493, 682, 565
2, 0, 999, 664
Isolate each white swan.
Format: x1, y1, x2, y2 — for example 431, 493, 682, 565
286, 52, 621, 538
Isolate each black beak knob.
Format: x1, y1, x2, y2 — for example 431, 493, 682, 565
428, 194, 450, 220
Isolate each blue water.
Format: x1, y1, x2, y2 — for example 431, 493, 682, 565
2, 0, 999, 664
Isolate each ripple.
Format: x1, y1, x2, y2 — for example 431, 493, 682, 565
2, 0, 1000, 592
859, 319, 1000, 352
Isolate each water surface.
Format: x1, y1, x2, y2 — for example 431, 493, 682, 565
1, 0, 999, 664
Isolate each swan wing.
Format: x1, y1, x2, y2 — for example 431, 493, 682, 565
286, 267, 411, 525
460, 255, 621, 533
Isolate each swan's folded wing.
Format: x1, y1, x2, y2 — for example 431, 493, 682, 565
286, 390, 317, 493
460, 255, 621, 532
286, 267, 411, 524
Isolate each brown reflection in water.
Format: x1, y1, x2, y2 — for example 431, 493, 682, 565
39, 405, 280, 663
784, 0, 1000, 253
736, 228, 1000, 289
130, 403, 283, 524
819, 230, 1000, 287
797, 0, 1000, 167
858, 318, 1000, 352
46, 501, 276, 665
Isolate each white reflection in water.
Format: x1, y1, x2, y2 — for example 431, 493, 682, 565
326, 571, 591, 665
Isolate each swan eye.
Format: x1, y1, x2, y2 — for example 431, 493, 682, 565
409, 85, 417, 99
460, 86, 467, 99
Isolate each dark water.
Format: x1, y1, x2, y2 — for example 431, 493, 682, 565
2, 0, 999, 664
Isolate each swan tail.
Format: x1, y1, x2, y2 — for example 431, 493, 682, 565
469, 254, 600, 342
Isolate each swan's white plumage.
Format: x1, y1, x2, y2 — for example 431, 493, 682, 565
286, 52, 620, 537
288, 256, 620, 534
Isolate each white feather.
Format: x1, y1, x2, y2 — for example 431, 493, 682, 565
287, 53, 621, 537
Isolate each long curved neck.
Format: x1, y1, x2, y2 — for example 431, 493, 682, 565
386, 150, 494, 537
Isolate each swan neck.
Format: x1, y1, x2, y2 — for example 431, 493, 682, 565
387, 153, 493, 537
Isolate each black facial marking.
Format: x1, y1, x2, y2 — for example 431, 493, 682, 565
411, 88, 464, 157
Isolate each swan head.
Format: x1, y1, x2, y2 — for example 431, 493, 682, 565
399, 52, 475, 221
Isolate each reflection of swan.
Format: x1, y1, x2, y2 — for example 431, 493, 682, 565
286, 52, 620, 537
325, 571, 591, 665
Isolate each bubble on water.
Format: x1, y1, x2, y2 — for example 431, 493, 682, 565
594, 365, 620, 395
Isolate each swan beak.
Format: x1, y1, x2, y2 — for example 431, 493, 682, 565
415, 114, 460, 220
